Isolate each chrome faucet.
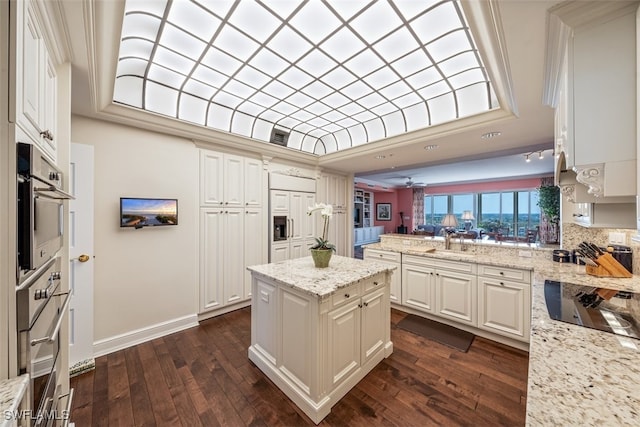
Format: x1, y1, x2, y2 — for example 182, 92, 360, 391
444, 232, 452, 250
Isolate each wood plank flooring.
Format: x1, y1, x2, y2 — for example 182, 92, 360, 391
70, 308, 529, 426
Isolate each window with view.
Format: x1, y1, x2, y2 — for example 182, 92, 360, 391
424, 190, 540, 241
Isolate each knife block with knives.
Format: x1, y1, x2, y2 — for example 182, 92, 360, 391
578, 241, 633, 278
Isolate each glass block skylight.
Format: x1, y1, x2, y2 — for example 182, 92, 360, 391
114, 0, 498, 155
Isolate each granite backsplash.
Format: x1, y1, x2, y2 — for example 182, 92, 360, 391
561, 222, 639, 274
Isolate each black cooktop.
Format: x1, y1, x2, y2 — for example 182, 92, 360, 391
544, 280, 640, 340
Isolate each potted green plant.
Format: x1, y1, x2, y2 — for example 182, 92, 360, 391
307, 203, 336, 268
537, 185, 560, 243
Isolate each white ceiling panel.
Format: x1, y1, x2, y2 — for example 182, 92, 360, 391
114, 0, 496, 153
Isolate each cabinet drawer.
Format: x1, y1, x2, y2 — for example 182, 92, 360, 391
364, 249, 401, 263
362, 273, 386, 293
478, 264, 531, 284
332, 283, 361, 308
402, 254, 476, 274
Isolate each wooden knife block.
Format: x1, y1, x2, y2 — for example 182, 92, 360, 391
585, 253, 633, 278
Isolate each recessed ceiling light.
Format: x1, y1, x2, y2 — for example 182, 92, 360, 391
424, 144, 439, 150
375, 155, 386, 159
481, 131, 502, 139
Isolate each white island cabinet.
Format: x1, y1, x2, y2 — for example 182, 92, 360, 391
247, 256, 395, 424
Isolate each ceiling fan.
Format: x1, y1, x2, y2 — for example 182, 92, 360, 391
404, 177, 425, 188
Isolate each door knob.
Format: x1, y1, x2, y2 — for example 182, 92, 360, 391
73, 254, 90, 262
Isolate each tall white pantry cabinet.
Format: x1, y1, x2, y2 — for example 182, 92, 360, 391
199, 149, 266, 315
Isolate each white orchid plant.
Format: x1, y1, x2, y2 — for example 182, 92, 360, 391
307, 203, 336, 252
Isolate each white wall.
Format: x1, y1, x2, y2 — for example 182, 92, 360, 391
71, 115, 198, 344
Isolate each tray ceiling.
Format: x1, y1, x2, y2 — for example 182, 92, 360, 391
113, 0, 498, 154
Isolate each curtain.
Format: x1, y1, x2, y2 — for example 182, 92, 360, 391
412, 187, 425, 231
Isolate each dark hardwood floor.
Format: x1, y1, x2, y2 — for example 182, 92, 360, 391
70, 308, 529, 426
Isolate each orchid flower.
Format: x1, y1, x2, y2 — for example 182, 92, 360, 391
307, 202, 336, 252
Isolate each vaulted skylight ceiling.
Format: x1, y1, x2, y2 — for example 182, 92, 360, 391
114, 0, 498, 155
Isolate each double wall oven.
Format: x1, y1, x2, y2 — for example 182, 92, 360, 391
16, 142, 73, 426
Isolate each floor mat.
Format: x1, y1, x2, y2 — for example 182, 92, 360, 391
397, 314, 475, 352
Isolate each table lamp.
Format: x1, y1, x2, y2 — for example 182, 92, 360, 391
461, 211, 474, 231
440, 214, 458, 249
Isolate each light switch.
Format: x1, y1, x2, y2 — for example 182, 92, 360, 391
608, 232, 626, 245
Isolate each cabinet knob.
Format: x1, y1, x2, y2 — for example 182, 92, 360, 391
373, 281, 378, 286
345, 293, 350, 298
363, 302, 369, 307
379, 254, 383, 257
358, 303, 363, 308
500, 282, 504, 286
225, 201, 228, 205
499, 271, 504, 275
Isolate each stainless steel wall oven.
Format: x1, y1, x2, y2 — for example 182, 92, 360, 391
16, 256, 72, 426
17, 142, 72, 282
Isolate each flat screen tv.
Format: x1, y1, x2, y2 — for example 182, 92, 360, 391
120, 198, 178, 228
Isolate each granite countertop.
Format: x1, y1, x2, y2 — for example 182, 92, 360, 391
365, 239, 640, 425
247, 255, 396, 300
0, 375, 29, 427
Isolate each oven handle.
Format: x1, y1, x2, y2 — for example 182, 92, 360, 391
57, 388, 74, 427
16, 256, 57, 291
30, 291, 71, 346
33, 185, 75, 200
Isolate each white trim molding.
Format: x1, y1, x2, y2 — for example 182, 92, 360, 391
93, 314, 199, 358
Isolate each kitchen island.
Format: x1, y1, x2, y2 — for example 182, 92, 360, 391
247, 255, 396, 424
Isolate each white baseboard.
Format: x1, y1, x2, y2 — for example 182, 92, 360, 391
93, 314, 199, 358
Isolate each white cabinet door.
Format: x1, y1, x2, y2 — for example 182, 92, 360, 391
201, 151, 259, 207
223, 209, 245, 305
17, 0, 43, 139
271, 190, 290, 214
361, 287, 385, 364
478, 278, 530, 341
41, 56, 57, 160
289, 192, 306, 241
299, 192, 316, 240
244, 208, 264, 299
334, 175, 347, 210
354, 228, 364, 246
244, 158, 263, 207
289, 240, 307, 259
435, 270, 477, 326
331, 210, 348, 256
200, 151, 224, 206
328, 299, 361, 387
200, 209, 224, 311
401, 263, 435, 313
224, 154, 244, 207
271, 242, 289, 263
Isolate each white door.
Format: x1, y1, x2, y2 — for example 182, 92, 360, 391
69, 143, 94, 369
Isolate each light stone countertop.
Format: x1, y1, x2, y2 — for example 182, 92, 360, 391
247, 255, 397, 300
0, 375, 28, 427
365, 237, 640, 426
